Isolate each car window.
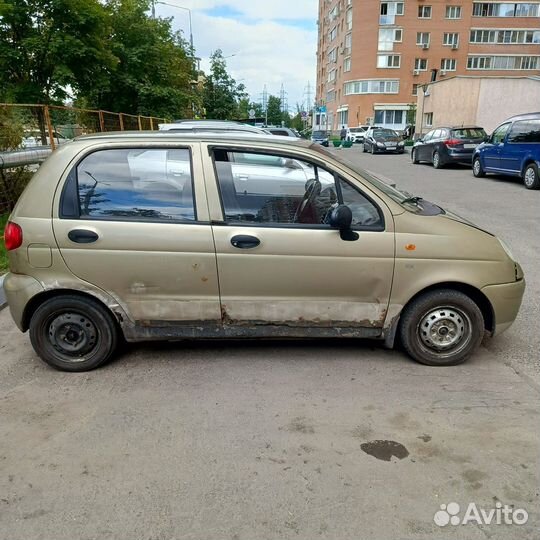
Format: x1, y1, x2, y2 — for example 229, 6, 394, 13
491, 123, 511, 144
212, 150, 383, 229
508, 120, 540, 143
432, 129, 442, 139
270, 129, 289, 136
423, 131, 434, 141
75, 148, 195, 222
451, 128, 486, 139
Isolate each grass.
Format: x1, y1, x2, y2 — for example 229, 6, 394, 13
0, 213, 9, 274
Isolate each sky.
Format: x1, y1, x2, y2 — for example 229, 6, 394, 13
154, 0, 318, 114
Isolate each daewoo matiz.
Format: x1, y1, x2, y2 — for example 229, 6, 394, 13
2, 132, 525, 371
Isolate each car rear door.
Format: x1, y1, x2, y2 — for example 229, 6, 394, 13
202, 143, 395, 332
52, 143, 221, 324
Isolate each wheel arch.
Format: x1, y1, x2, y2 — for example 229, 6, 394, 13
520, 157, 539, 176
22, 288, 125, 333
385, 281, 495, 348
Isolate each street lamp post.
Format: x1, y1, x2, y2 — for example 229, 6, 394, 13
153, 1, 194, 54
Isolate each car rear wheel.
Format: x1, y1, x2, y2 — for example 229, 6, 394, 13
472, 157, 485, 178
29, 295, 118, 372
523, 163, 540, 190
432, 151, 442, 169
398, 289, 484, 366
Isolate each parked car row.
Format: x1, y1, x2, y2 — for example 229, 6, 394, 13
411, 112, 540, 190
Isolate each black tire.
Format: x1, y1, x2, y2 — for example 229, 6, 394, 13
523, 163, 540, 190
370, 144, 376, 154
432, 151, 443, 169
29, 295, 118, 372
411, 149, 419, 164
472, 157, 485, 178
398, 289, 484, 366
362, 144, 367, 153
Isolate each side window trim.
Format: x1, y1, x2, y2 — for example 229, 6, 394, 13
209, 146, 385, 232
60, 146, 200, 223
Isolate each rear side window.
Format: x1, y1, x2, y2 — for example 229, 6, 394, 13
508, 120, 540, 143
270, 129, 290, 136
69, 148, 196, 222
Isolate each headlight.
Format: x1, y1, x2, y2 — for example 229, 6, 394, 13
377, 142, 384, 147
398, 141, 404, 146
498, 238, 515, 261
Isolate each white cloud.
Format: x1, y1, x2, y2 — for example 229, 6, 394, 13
155, 1, 318, 113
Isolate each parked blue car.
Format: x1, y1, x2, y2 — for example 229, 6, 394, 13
472, 112, 540, 190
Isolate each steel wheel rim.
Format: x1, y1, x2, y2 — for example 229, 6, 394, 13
417, 306, 472, 358
524, 167, 535, 186
47, 311, 99, 362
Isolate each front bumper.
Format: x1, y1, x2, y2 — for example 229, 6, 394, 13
481, 277, 525, 336
2, 273, 44, 331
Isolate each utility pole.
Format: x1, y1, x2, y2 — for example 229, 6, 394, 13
279, 84, 288, 114
151, 0, 155, 18
260, 85, 268, 125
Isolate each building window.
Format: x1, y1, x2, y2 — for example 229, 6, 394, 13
378, 28, 403, 51
374, 110, 405, 125
344, 79, 400, 95
424, 112, 433, 127
467, 55, 540, 70
327, 47, 337, 63
377, 54, 401, 68
473, 2, 540, 17
329, 26, 337, 41
443, 32, 460, 46
346, 8, 353, 30
414, 58, 428, 71
470, 28, 540, 44
326, 90, 336, 102
327, 68, 337, 82
338, 109, 349, 126
380, 2, 404, 25
412, 84, 420, 96
329, 5, 340, 21
441, 58, 457, 71
418, 5, 432, 18
416, 32, 431, 46
344, 56, 351, 71
446, 5, 462, 18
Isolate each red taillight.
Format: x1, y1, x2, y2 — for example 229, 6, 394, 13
4, 221, 23, 251
444, 138, 461, 148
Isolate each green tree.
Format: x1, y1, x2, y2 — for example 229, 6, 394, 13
203, 50, 247, 120
266, 95, 282, 126
81, 0, 196, 118
0, 0, 116, 104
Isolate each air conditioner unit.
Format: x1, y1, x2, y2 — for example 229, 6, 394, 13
451, 44, 459, 50
422, 43, 429, 50
413, 69, 420, 76
440, 70, 447, 76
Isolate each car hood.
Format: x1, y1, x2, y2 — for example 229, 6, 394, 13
441, 208, 494, 236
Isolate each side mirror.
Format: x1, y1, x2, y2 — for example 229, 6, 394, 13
328, 205, 359, 241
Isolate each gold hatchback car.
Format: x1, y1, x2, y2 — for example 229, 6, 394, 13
3, 132, 525, 371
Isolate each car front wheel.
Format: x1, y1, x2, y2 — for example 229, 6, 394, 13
472, 157, 485, 178
398, 289, 484, 366
411, 149, 419, 164
523, 163, 540, 190
29, 295, 119, 372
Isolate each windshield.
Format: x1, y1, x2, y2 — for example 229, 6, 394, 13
312, 131, 328, 138
372, 129, 398, 138
349, 128, 364, 133
310, 142, 443, 214
451, 128, 487, 139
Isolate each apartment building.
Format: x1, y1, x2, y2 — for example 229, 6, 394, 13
314, 0, 540, 133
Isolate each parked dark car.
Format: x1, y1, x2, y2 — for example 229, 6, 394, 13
311, 130, 329, 147
412, 127, 487, 169
267, 127, 300, 138
363, 127, 404, 154
472, 112, 540, 190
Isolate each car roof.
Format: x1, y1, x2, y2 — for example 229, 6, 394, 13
506, 111, 540, 121
428, 126, 485, 130
159, 122, 268, 134
75, 130, 309, 146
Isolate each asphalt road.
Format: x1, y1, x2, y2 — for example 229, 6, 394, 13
0, 149, 538, 540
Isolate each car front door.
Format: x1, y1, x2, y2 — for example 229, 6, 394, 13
203, 145, 395, 332
53, 143, 221, 324
483, 123, 511, 171
501, 119, 536, 174
417, 131, 434, 160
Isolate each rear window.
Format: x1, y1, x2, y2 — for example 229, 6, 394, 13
312, 131, 328, 138
507, 120, 540, 143
451, 128, 486, 139
71, 148, 196, 222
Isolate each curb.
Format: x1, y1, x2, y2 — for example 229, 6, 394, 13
0, 274, 6, 311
